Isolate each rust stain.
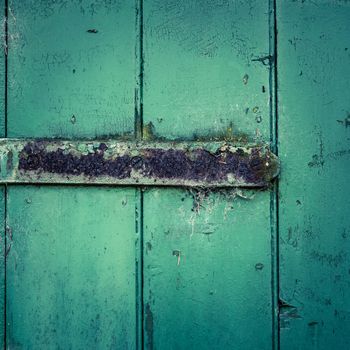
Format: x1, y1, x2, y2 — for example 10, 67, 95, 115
17, 141, 277, 186
6, 150, 13, 172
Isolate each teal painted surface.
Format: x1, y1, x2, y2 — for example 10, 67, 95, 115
0, 0, 5, 135
0, 0, 5, 347
143, 1, 275, 349
278, 1, 350, 349
143, 0, 271, 141
7, 0, 136, 138
0, 0, 349, 349
5, 0, 139, 348
6, 186, 137, 349
143, 188, 273, 349
0, 188, 4, 349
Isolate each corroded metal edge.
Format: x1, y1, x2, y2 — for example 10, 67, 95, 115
0, 139, 280, 187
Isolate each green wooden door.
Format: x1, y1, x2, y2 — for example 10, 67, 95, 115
0, 1, 349, 349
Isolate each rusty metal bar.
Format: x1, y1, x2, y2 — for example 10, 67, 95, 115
0, 139, 279, 187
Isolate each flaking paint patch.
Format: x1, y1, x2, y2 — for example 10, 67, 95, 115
279, 299, 301, 329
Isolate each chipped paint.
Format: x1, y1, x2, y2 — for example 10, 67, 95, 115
279, 299, 301, 329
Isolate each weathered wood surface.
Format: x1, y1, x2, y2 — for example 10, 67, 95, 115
0, 0, 5, 347
142, 0, 275, 349
0, 139, 279, 187
7, 0, 135, 139
278, 1, 350, 349
0, 0, 5, 136
7, 186, 137, 349
5, 1, 139, 349
1, 0, 348, 349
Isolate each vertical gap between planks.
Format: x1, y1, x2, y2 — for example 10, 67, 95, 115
3, 0, 8, 348
135, 0, 144, 140
269, 0, 280, 349
3, 0, 7, 137
135, 0, 144, 349
135, 189, 144, 350
2, 190, 6, 350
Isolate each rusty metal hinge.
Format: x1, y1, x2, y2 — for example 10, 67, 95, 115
0, 139, 279, 187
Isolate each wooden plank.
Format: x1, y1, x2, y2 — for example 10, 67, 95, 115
0, 188, 4, 349
143, 1, 271, 140
6, 1, 138, 348
7, 0, 135, 138
0, 0, 5, 346
277, 1, 350, 348
6, 186, 136, 349
143, 188, 273, 349
143, 1, 274, 348
0, 139, 279, 187
0, 0, 5, 135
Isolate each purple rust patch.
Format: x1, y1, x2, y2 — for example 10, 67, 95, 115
19, 142, 133, 179
18, 141, 275, 185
